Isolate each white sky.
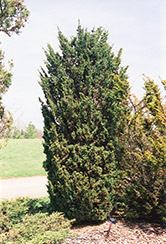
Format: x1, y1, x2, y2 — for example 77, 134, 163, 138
1, 0, 166, 130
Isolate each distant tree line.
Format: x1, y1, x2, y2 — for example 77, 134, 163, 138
9, 122, 43, 139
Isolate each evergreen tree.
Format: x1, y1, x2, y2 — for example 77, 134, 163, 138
120, 77, 166, 223
40, 24, 129, 222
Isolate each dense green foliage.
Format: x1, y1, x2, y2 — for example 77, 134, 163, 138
0, 198, 73, 244
119, 77, 166, 223
40, 24, 129, 222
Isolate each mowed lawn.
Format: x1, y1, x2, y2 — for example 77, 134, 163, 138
0, 139, 46, 178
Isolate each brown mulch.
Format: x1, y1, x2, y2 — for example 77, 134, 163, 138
63, 219, 166, 244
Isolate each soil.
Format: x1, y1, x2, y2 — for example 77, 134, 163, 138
64, 219, 166, 244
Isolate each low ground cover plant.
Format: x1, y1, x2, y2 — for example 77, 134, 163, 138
0, 197, 73, 244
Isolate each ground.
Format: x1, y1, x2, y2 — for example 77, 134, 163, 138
64, 219, 166, 244
0, 176, 165, 243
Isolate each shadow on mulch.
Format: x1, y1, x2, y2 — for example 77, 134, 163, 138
71, 220, 103, 229
120, 218, 166, 236
71, 217, 166, 236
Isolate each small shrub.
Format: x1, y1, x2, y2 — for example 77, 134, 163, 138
0, 212, 73, 244
0, 198, 74, 243
0, 198, 30, 232
0, 197, 52, 232
23, 197, 52, 214
118, 78, 166, 224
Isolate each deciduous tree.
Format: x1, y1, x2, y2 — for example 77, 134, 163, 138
0, 0, 29, 147
0, 0, 29, 36
25, 122, 37, 139
0, 49, 12, 147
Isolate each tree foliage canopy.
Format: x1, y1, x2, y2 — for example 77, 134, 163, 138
40, 24, 129, 222
0, 49, 12, 147
0, 0, 29, 36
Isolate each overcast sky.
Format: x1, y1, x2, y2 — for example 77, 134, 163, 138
1, 0, 166, 130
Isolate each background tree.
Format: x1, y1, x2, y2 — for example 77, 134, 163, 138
40, 24, 130, 222
119, 77, 166, 223
10, 124, 42, 139
25, 122, 37, 139
0, 49, 13, 147
11, 126, 24, 139
0, 0, 29, 147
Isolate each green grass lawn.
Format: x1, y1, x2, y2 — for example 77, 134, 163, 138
0, 139, 46, 178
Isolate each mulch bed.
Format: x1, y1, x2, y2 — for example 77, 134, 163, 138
63, 218, 166, 244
